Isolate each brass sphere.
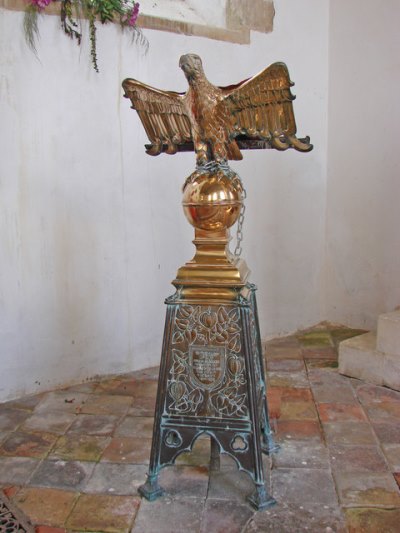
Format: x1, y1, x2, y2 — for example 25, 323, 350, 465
182, 168, 243, 231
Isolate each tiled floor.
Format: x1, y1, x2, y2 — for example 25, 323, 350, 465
1, 324, 400, 532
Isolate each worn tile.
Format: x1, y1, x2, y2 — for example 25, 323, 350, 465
311, 383, 356, 403
67, 414, 119, 436
265, 347, 303, 360
114, 416, 154, 438
279, 400, 318, 420
298, 331, 333, 347
159, 465, 209, 499
128, 396, 156, 416
2, 394, 44, 411
271, 468, 338, 505
344, 507, 400, 533
302, 347, 337, 360
275, 420, 322, 442
0, 431, 57, 458
245, 503, 346, 533
200, 499, 254, 533
35, 527, 67, 533
305, 359, 339, 370
132, 496, 204, 533
266, 359, 305, 372
382, 444, 400, 470
267, 372, 309, 389
28, 459, 95, 491
60, 381, 98, 394
280, 388, 313, 401
100, 437, 151, 464
12, 487, 78, 526
0, 408, 31, 432
354, 383, 400, 406
208, 467, 262, 503
34, 392, 89, 415
318, 403, 367, 423
364, 400, 400, 422
50, 434, 111, 462
0, 456, 40, 485
329, 445, 388, 473
80, 394, 132, 416
66, 493, 140, 532
272, 439, 328, 469
370, 421, 400, 444
334, 471, 400, 508
21, 411, 76, 435
84, 463, 148, 495
323, 421, 377, 446
394, 473, 400, 489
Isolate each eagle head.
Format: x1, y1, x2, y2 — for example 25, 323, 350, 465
179, 54, 204, 83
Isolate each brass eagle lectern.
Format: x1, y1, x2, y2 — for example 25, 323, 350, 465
122, 54, 312, 510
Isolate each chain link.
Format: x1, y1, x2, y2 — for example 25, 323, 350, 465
234, 187, 247, 257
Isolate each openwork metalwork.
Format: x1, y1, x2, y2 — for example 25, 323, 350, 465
0, 494, 34, 533
122, 54, 312, 510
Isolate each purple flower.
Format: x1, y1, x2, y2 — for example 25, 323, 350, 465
30, 0, 52, 9
128, 2, 140, 27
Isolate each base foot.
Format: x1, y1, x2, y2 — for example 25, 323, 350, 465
138, 474, 165, 502
247, 484, 276, 511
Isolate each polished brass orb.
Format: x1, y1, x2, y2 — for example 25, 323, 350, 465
182, 168, 243, 231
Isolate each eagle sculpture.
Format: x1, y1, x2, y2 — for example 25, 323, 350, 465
122, 54, 312, 165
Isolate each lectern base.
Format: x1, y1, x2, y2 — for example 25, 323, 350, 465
138, 283, 278, 510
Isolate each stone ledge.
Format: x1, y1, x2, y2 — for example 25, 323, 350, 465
339, 332, 400, 391
0, 0, 256, 44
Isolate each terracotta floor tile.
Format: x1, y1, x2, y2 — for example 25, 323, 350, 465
0, 456, 40, 485
272, 439, 328, 469
28, 459, 95, 491
298, 330, 333, 347
100, 437, 152, 464
354, 383, 400, 406
132, 496, 204, 533
317, 403, 367, 423
280, 388, 313, 401
84, 462, 148, 495
334, 471, 400, 508
175, 435, 211, 467
21, 411, 76, 435
245, 503, 346, 533
12, 487, 78, 526
208, 467, 257, 502
80, 394, 132, 416
128, 396, 156, 416
345, 507, 400, 533
382, 444, 400, 470
3, 394, 44, 412
371, 421, 400, 444
49, 434, 111, 462
275, 420, 322, 442
114, 416, 154, 438
0, 431, 58, 459
271, 468, 338, 505
200, 499, 254, 533
0, 408, 31, 432
323, 421, 377, 446
66, 493, 140, 532
35, 527, 67, 533
329, 445, 388, 473
302, 347, 337, 360
266, 359, 305, 372
159, 465, 209, 499
66, 414, 119, 436
305, 359, 339, 370
364, 400, 400, 422
394, 473, 400, 489
279, 400, 318, 420
267, 371, 309, 389
34, 392, 89, 415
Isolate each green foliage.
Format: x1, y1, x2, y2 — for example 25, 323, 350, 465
23, 0, 148, 72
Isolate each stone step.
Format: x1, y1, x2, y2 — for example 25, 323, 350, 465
377, 310, 400, 355
338, 331, 400, 391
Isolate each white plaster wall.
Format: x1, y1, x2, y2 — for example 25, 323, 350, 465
326, 0, 400, 328
0, 0, 329, 400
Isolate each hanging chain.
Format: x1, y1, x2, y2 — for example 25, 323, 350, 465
234, 187, 247, 257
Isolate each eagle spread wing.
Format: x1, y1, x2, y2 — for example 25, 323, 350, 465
122, 78, 192, 155
122, 57, 312, 159
220, 62, 312, 152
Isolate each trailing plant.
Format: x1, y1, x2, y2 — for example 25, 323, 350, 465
23, 0, 147, 72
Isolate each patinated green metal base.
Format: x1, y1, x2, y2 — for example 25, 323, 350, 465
138, 283, 278, 510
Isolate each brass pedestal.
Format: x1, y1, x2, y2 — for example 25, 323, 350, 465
138, 165, 278, 510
